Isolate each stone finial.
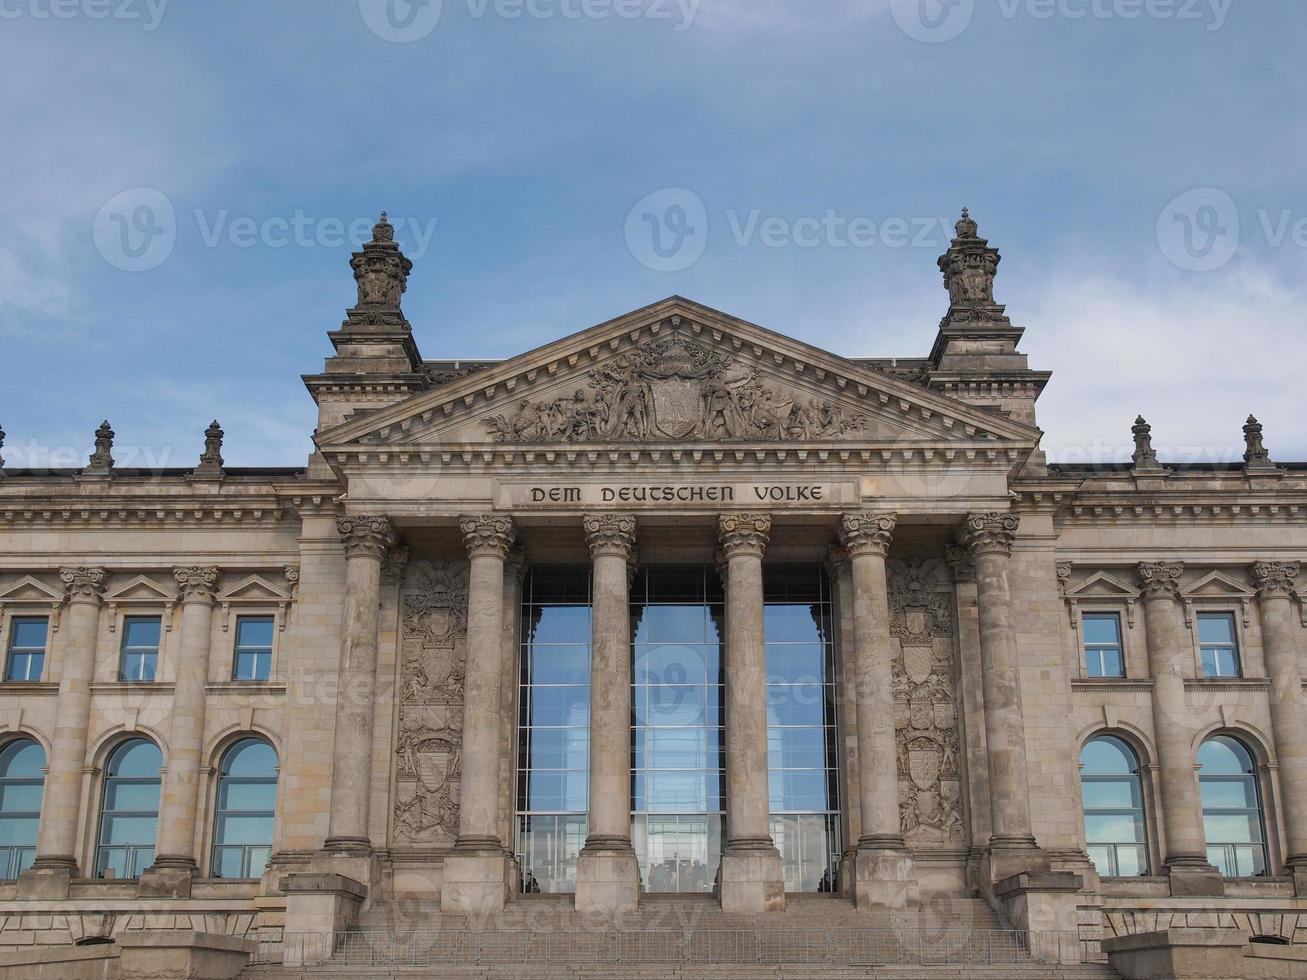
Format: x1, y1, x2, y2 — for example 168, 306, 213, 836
1243, 415, 1275, 472
1137, 561, 1184, 601
1131, 416, 1162, 471
0, 423, 6, 478
86, 420, 115, 474
837, 512, 897, 559
936, 208, 1006, 326
195, 420, 225, 477
346, 210, 414, 328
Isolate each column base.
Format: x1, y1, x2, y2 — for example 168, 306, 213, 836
718, 843, 784, 913
441, 842, 515, 915
137, 858, 198, 898
984, 836, 1047, 884
17, 859, 75, 899
1166, 859, 1225, 897
850, 842, 918, 910
575, 841, 640, 915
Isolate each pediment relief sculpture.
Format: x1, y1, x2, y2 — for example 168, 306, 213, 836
482, 336, 868, 444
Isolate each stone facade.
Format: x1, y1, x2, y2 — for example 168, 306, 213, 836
1, 211, 1305, 971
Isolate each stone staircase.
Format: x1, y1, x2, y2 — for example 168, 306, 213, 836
243, 894, 1119, 979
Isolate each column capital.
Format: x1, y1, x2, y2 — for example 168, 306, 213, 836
337, 515, 397, 559
960, 512, 1019, 559
460, 515, 516, 559
583, 514, 637, 561
718, 513, 771, 560
172, 566, 220, 604
838, 512, 896, 558
59, 567, 107, 604
944, 542, 976, 583
1252, 560, 1300, 599
1137, 560, 1185, 601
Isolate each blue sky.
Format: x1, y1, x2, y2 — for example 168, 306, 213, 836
1, 0, 1303, 469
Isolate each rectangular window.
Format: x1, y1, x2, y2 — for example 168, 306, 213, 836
1198, 613, 1241, 678
119, 618, 161, 682
1082, 612, 1125, 678
5, 617, 48, 682
233, 617, 275, 681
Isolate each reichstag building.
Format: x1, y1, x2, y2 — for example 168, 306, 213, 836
0, 211, 1304, 978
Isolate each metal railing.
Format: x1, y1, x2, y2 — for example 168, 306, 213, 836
253, 927, 1098, 968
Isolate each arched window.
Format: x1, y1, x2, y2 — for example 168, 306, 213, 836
1080, 736, 1148, 877
1199, 735, 1267, 877
95, 739, 162, 879
211, 739, 278, 879
0, 739, 45, 879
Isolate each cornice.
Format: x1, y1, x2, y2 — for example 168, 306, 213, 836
0, 485, 342, 528
1070, 678, 1154, 693
1184, 677, 1272, 694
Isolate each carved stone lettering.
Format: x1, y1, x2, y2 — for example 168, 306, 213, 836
482, 336, 867, 443
890, 558, 966, 847
393, 560, 469, 845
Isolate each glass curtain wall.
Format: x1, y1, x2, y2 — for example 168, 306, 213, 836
764, 565, 841, 892
631, 566, 725, 894
515, 566, 592, 893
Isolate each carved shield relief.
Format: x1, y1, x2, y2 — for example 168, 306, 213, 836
648, 378, 701, 439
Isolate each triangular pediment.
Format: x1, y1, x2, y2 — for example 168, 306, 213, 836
1067, 571, 1140, 599
104, 575, 176, 603
216, 575, 291, 604
317, 298, 1040, 460
1184, 571, 1254, 598
0, 576, 62, 604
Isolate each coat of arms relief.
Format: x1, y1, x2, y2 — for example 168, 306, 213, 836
392, 560, 469, 846
889, 558, 966, 847
482, 336, 869, 443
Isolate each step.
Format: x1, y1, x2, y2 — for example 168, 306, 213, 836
243, 965, 1118, 980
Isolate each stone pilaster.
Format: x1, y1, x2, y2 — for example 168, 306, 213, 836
498, 547, 527, 860
576, 514, 639, 914
716, 513, 784, 913
322, 517, 396, 876
838, 512, 918, 909
139, 566, 220, 898
1251, 561, 1307, 893
442, 515, 517, 913
1138, 561, 1222, 896
20, 567, 106, 898
961, 513, 1042, 882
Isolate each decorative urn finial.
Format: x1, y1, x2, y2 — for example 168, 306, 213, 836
1131, 415, 1161, 471
1243, 415, 1275, 472
195, 420, 225, 478
0, 423, 6, 478
936, 207, 1006, 326
86, 420, 115, 475
346, 209, 413, 328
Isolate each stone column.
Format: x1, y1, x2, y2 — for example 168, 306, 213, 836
443, 515, 517, 914
323, 517, 396, 866
961, 513, 1042, 882
1251, 561, 1307, 894
576, 514, 640, 914
1137, 561, 1221, 896
498, 547, 527, 860
140, 566, 220, 897
838, 512, 918, 908
21, 567, 106, 898
717, 513, 784, 912
826, 546, 862, 898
